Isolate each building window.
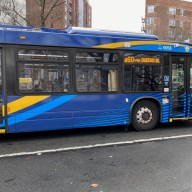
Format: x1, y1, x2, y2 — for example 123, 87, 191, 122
69, 2, 72, 8
168, 7, 176, 15
146, 18, 154, 25
180, 9, 184, 16
169, 19, 176, 26
147, 5, 155, 13
179, 21, 183, 28
178, 33, 182, 39
146, 29, 153, 35
168, 30, 175, 38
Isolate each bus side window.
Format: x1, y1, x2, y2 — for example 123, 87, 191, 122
75, 65, 119, 93
34, 84, 42, 92
123, 65, 131, 91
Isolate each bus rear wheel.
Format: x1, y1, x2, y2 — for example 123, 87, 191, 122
132, 100, 159, 131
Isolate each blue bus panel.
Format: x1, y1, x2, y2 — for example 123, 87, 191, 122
6, 94, 169, 133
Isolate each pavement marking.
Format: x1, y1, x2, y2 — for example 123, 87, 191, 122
1, 134, 192, 159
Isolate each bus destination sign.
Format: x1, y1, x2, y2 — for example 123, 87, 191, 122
124, 56, 161, 64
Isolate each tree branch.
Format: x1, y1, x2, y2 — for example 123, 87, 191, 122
10, 0, 33, 26
44, 0, 65, 22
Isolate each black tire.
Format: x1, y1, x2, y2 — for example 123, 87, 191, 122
132, 100, 159, 131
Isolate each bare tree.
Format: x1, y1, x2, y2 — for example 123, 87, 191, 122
35, 0, 65, 27
0, 0, 66, 27
0, 0, 27, 26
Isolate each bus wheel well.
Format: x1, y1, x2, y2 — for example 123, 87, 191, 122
130, 98, 161, 131
131, 98, 161, 115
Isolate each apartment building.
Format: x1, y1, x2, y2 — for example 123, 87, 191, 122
143, 0, 192, 42
26, 0, 92, 29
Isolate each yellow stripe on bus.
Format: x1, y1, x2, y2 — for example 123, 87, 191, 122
172, 117, 192, 121
0, 129, 5, 134
94, 41, 189, 49
170, 117, 192, 122
94, 42, 127, 49
3, 96, 50, 115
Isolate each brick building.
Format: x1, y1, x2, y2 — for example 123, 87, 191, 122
26, 0, 92, 29
143, 0, 192, 42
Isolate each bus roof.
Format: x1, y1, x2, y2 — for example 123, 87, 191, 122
0, 24, 159, 48
0, 25, 192, 54
0, 25, 158, 40
65, 26, 158, 40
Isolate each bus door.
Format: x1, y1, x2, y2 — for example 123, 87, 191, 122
171, 56, 186, 118
187, 58, 192, 117
0, 50, 5, 133
171, 56, 192, 118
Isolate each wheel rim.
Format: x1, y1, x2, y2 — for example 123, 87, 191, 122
136, 106, 153, 125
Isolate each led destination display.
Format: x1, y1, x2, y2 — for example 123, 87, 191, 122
124, 56, 161, 64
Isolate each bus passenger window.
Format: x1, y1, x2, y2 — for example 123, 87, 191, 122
124, 66, 131, 91
75, 65, 119, 92
17, 48, 70, 94
76, 51, 119, 63
18, 49, 68, 62
123, 52, 162, 92
18, 63, 69, 93
132, 66, 162, 92
34, 84, 42, 92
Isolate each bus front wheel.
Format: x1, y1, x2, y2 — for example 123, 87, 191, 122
132, 100, 159, 131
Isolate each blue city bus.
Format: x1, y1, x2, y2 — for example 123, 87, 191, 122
0, 24, 191, 134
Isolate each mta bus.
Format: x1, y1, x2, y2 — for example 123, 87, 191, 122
0, 25, 191, 134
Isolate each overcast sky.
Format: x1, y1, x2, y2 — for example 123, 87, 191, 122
88, 0, 146, 32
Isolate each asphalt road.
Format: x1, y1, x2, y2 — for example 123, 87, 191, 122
1, 138, 192, 192
1, 122, 192, 192
1, 121, 192, 155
